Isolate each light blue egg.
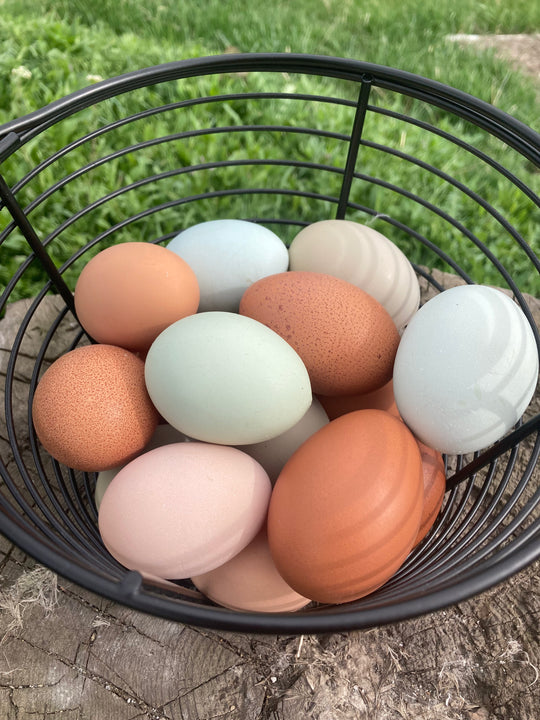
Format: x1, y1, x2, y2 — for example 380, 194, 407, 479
145, 312, 312, 445
167, 219, 289, 312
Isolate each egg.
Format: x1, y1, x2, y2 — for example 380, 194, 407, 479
239, 271, 400, 396
393, 285, 539, 454
144, 311, 312, 445
288, 219, 420, 332
167, 219, 289, 312
192, 526, 311, 612
32, 344, 159, 471
237, 397, 329, 483
74, 241, 200, 352
98, 442, 271, 579
414, 441, 446, 547
95, 423, 190, 509
267, 409, 424, 604
317, 379, 400, 421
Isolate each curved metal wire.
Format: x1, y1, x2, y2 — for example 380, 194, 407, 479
0, 54, 538, 634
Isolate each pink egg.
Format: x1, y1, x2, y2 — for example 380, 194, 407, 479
98, 442, 271, 579
192, 526, 311, 612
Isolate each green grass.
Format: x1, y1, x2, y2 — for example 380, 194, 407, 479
0, 0, 539, 301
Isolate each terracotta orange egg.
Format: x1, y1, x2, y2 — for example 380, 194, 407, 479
239, 271, 400, 396
413, 440, 446, 547
317, 379, 400, 421
267, 409, 424, 604
74, 242, 200, 352
32, 344, 159, 471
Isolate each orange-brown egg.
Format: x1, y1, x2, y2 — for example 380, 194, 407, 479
317, 379, 400, 420
239, 271, 400, 396
267, 409, 424, 604
413, 441, 446, 547
32, 344, 159, 471
74, 242, 200, 352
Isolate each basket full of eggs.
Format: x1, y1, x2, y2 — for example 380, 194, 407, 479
0, 54, 538, 633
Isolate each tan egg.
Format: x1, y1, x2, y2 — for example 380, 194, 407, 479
413, 441, 446, 547
74, 242, 200, 352
32, 344, 159, 471
267, 409, 424, 604
288, 219, 420, 332
317, 379, 400, 421
239, 271, 400, 396
192, 526, 311, 612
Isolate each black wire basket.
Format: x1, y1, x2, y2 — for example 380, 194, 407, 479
0, 54, 539, 634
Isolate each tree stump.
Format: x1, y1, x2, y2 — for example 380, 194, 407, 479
0, 272, 538, 720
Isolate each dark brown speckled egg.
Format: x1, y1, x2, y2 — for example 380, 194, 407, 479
32, 344, 159, 471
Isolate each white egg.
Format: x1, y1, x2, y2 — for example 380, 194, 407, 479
167, 219, 289, 312
393, 284, 539, 454
145, 312, 312, 445
288, 219, 420, 332
237, 397, 329, 483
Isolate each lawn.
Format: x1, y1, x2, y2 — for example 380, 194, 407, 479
0, 0, 539, 300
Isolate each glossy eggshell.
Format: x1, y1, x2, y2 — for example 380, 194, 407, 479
317, 379, 400, 421
192, 526, 311, 612
267, 409, 424, 604
74, 242, 200, 352
239, 271, 400, 396
237, 397, 329, 484
144, 311, 312, 445
288, 219, 420, 332
167, 219, 289, 312
98, 442, 271, 579
32, 344, 159, 471
413, 441, 446, 547
393, 285, 539, 454
95, 424, 191, 509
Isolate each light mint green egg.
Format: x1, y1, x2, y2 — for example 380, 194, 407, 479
145, 312, 312, 445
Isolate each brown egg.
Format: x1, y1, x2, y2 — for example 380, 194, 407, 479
74, 242, 200, 352
239, 271, 400, 396
267, 409, 424, 604
413, 441, 446, 547
317, 379, 401, 420
32, 344, 159, 471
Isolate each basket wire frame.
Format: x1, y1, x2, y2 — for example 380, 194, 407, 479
0, 54, 538, 633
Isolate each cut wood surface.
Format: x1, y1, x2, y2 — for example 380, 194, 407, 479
0, 267, 538, 720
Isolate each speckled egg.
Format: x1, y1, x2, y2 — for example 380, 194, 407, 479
239, 271, 400, 396
32, 344, 159, 471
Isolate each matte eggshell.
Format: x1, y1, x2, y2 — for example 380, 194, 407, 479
32, 344, 159, 471
317, 379, 400, 421
144, 311, 312, 445
413, 441, 446, 547
192, 526, 311, 612
95, 424, 190, 509
237, 397, 329, 483
393, 285, 539, 454
267, 409, 424, 604
239, 272, 400, 396
288, 219, 420, 332
98, 442, 271, 579
74, 242, 200, 352
167, 219, 289, 312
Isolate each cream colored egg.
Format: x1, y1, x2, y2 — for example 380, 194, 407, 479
237, 397, 329, 483
288, 219, 420, 332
